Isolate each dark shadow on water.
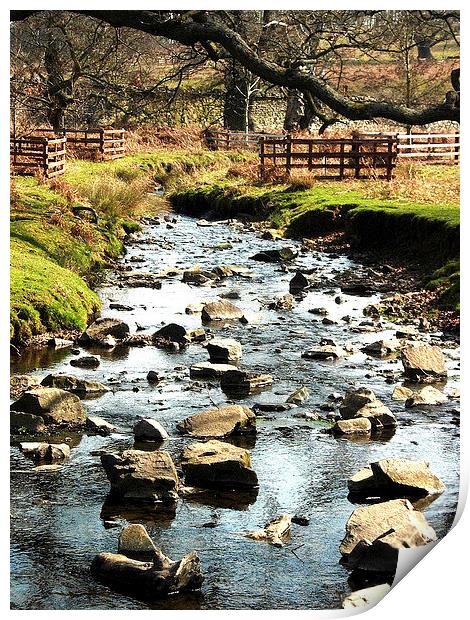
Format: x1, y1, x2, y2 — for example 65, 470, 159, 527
183, 486, 259, 511
224, 434, 257, 450
91, 573, 203, 609
100, 496, 177, 528
347, 569, 395, 592
132, 440, 167, 452
10, 430, 83, 449
10, 347, 72, 375
347, 491, 443, 510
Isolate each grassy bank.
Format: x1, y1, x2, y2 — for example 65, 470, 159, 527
10, 149, 248, 345
169, 162, 459, 308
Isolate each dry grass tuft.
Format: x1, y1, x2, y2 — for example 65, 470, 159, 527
83, 175, 153, 219
226, 160, 260, 183
48, 177, 80, 203
125, 127, 206, 153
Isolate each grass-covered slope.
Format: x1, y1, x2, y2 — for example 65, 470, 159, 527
10, 149, 249, 345
170, 162, 459, 307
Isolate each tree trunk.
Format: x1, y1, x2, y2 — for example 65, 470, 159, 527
223, 60, 255, 131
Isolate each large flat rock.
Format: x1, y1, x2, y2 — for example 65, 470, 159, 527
401, 344, 447, 382
190, 362, 238, 379
181, 439, 258, 489
41, 373, 109, 394
101, 449, 179, 503
340, 498, 437, 560
201, 300, 244, 322
10, 387, 86, 426
176, 405, 256, 438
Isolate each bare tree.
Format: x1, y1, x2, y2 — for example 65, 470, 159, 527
11, 9, 459, 128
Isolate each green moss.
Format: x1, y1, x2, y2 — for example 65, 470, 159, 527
10, 244, 100, 343
425, 260, 460, 310
11, 149, 247, 344
171, 174, 459, 310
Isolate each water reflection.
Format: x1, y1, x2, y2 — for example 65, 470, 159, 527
100, 497, 177, 528
183, 487, 259, 511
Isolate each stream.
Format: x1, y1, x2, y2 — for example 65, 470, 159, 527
10, 212, 460, 610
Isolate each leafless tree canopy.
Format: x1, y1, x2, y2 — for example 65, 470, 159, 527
10, 9, 459, 130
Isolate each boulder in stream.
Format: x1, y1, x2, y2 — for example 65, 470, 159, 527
201, 300, 244, 322
404, 385, 447, 407
91, 547, 203, 599
391, 386, 415, 401
206, 338, 242, 363
86, 416, 116, 436
41, 373, 109, 394
332, 418, 372, 436
348, 458, 445, 498
220, 369, 273, 395
289, 271, 311, 294
401, 344, 447, 382
245, 514, 292, 547
250, 248, 297, 262
190, 362, 238, 379
176, 404, 256, 439
361, 339, 401, 357
286, 386, 309, 406
339, 388, 397, 429
79, 317, 130, 345
101, 449, 179, 503
339, 498, 437, 573
20, 441, 70, 461
181, 439, 258, 489
70, 355, 101, 369
133, 418, 169, 442
11, 387, 86, 426
153, 323, 190, 346
301, 345, 345, 360
268, 293, 295, 311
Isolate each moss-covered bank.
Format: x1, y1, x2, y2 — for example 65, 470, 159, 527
170, 180, 459, 308
10, 150, 248, 345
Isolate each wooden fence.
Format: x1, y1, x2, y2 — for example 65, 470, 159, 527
10, 136, 66, 178
204, 128, 284, 151
20, 128, 126, 160
259, 135, 397, 180
359, 131, 459, 163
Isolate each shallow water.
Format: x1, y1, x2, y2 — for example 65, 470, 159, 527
10, 214, 460, 610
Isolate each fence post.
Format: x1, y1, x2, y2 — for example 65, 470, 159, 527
386, 138, 395, 181
43, 139, 48, 177
99, 129, 105, 160
352, 131, 361, 179
226, 130, 230, 150
454, 133, 460, 164
339, 142, 345, 180
259, 137, 265, 181
308, 142, 313, 172
286, 133, 292, 176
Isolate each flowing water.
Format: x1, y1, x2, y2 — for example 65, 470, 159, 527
10, 213, 460, 610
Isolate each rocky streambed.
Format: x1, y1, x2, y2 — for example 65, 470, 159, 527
10, 213, 460, 610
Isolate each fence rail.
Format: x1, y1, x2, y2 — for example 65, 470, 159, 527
10, 136, 66, 178
204, 128, 284, 151
19, 127, 126, 160
259, 135, 397, 180
358, 131, 459, 163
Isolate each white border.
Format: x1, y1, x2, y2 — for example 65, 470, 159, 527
3, 2, 466, 618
